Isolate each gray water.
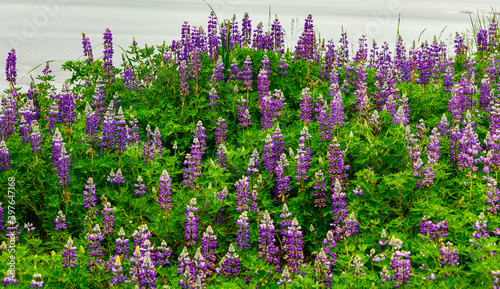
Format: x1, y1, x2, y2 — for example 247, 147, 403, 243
0, 0, 498, 93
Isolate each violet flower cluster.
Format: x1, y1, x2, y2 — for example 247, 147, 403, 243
236, 211, 250, 250
185, 198, 199, 247
258, 210, 280, 265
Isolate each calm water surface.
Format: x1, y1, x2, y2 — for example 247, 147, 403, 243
0, 0, 498, 92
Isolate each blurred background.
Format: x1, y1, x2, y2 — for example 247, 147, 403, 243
0, 0, 498, 92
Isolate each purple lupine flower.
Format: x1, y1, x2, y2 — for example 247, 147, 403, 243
201, 226, 217, 277
62, 237, 78, 268
82, 32, 93, 64
24, 222, 35, 236
210, 56, 225, 89
277, 266, 293, 286
241, 12, 252, 47
19, 116, 30, 144
114, 168, 125, 184
313, 170, 327, 208
470, 212, 489, 246
406, 126, 423, 178
2, 269, 18, 286
178, 60, 190, 109
131, 224, 152, 255
185, 198, 199, 247
383, 251, 412, 288
102, 202, 115, 236
103, 28, 114, 82
280, 203, 293, 237
190, 248, 207, 287
56, 145, 71, 188
50, 128, 63, 166
251, 183, 259, 213
99, 103, 116, 151
207, 11, 220, 60
442, 60, 454, 92
439, 242, 459, 269
257, 67, 270, 109
438, 114, 450, 136
419, 216, 448, 242
271, 15, 284, 53
138, 251, 156, 288
216, 144, 227, 168
457, 113, 482, 178
236, 211, 250, 250
479, 74, 492, 109
217, 244, 240, 279
1, 90, 18, 140
158, 170, 172, 214
55, 210, 67, 231
237, 96, 252, 128
129, 245, 143, 285
19, 97, 36, 127
485, 176, 500, 215
56, 84, 77, 128
27, 81, 40, 119
229, 14, 241, 49
5, 216, 19, 243
330, 179, 348, 239
315, 95, 333, 141
229, 58, 240, 81
183, 121, 206, 189
113, 107, 128, 153
5, 48, 16, 86
329, 90, 345, 130
354, 35, 368, 63
338, 31, 349, 66
177, 247, 193, 288
299, 88, 313, 125
284, 218, 305, 275
328, 137, 349, 185
294, 14, 315, 62
133, 176, 146, 196
108, 255, 126, 285
252, 22, 265, 51
275, 153, 291, 203
215, 117, 227, 145
126, 114, 140, 149
418, 128, 441, 187
235, 176, 250, 212
87, 224, 104, 271
213, 186, 227, 204
0, 141, 11, 171
83, 177, 97, 221
478, 29, 489, 51
313, 248, 334, 287
29, 273, 43, 288
241, 55, 253, 93
115, 227, 130, 259
155, 239, 171, 268
122, 64, 136, 90
278, 55, 289, 76
454, 32, 468, 56
322, 230, 338, 266
295, 136, 312, 183
258, 210, 280, 265
29, 121, 43, 154
246, 148, 260, 175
